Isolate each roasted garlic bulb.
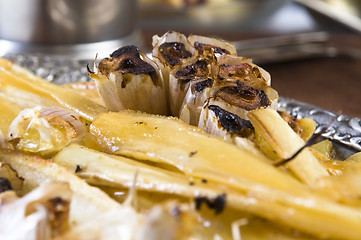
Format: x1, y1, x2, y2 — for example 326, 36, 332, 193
90, 31, 279, 144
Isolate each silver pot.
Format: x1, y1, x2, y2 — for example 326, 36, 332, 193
0, 0, 140, 58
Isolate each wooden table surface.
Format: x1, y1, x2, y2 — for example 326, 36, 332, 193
265, 34, 361, 119
142, 31, 361, 118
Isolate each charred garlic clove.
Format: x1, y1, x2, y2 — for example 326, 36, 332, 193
169, 58, 212, 115
179, 78, 213, 125
188, 34, 237, 58
89, 45, 167, 115
215, 81, 270, 111
198, 79, 277, 140
215, 55, 271, 87
7, 107, 86, 157
152, 31, 195, 68
152, 31, 196, 104
198, 101, 254, 142
205, 80, 278, 120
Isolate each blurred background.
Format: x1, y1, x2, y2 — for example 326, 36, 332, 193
0, 0, 360, 117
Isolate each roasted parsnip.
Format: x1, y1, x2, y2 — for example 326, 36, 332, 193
87, 110, 361, 239
248, 108, 329, 185
0, 150, 120, 226
0, 58, 106, 121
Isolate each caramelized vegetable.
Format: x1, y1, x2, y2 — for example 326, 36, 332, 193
0, 58, 106, 121
87, 110, 361, 239
248, 108, 329, 185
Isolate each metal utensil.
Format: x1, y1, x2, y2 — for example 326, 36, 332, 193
294, 0, 361, 33
232, 31, 361, 64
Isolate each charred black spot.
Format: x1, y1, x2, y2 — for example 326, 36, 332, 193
159, 42, 192, 66
194, 78, 213, 92
189, 150, 198, 157
48, 197, 70, 228
195, 193, 226, 214
110, 46, 133, 58
49, 197, 66, 205
194, 42, 229, 55
208, 105, 253, 136
121, 58, 134, 69
201, 179, 208, 183
175, 60, 208, 84
75, 165, 82, 173
0, 178, 12, 193
215, 81, 269, 111
99, 45, 157, 85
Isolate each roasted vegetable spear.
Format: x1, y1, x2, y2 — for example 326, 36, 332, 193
248, 108, 329, 185
87, 110, 361, 239
0, 58, 106, 121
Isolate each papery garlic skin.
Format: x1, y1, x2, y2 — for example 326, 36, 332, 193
179, 78, 213, 126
